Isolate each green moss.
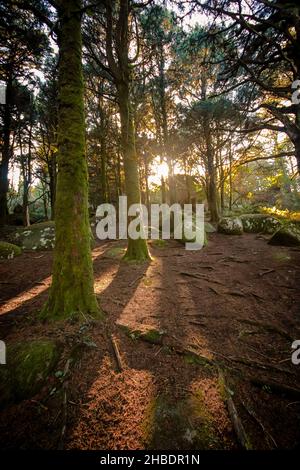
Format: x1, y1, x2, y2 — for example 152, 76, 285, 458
106, 246, 126, 258
218, 217, 243, 235
217, 374, 227, 403
240, 214, 281, 234
143, 393, 221, 449
268, 224, 300, 246
141, 329, 164, 345
151, 239, 167, 248
183, 350, 214, 369
271, 251, 291, 262
189, 390, 220, 448
0, 339, 61, 406
23, 221, 55, 232
40, 0, 102, 322
0, 241, 22, 259
123, 238, 151, 263
118, 324, 164, 344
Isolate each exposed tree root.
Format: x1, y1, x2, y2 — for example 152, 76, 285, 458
237, 318, 293, 341
241, 399, 277, 449
249, 377, 300, 399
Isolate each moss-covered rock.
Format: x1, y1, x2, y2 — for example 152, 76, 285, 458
12, 221, 55, 251
0, 241, 22, 259
0, 339, 61, 406
183, 350, 214, 369
218, 217, 243, 235
143, 392, 222, 449
240, 214, 281, 234
268, 224, 300, 246
118, 323, 165, 345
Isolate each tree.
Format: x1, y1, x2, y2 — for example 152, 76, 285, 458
34, 0, 101, 320
140, 5, 179, 205
84, 0, 151, 261
35, 54, 59, 219
193, 0, 300, 172
0, 0, 47, 224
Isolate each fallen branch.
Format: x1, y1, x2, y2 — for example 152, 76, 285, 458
258, 269, 275, 277
111, 335, 123, 372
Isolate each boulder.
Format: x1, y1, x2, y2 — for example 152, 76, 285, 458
218, 217, 243, 235
118, 323, 166, 345
240, 214, 281, 234
0, 339, 61, 407
11, 221, 55, 250
268, 225, 300, 247
0, 241, 22, 259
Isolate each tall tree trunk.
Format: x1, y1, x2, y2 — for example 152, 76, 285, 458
144, 155, 150, 211
100, 140, 108, 203
158, 49, 176, 205
0, 75, 12, 225
41, 0, 101, 321
229, 147, 233, 211
43, 191, 49, 220
49, 152, 57, 219
117, 81, 150, 261
204, 122, 219, 223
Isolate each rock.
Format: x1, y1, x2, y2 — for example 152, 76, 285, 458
11, 221, 55, 250
268, 225, 300, 246
0, 339, 61, 407
118, 323, 165, 345
0, 241, 22, 259
143, 392, 222, 449
240, 214, 281, 234
218, 217, 243, 235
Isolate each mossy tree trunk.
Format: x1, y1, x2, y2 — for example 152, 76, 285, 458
118, 81, 150, 261
42, 0, 101, 321
105, 0, 150, 262
204, 119, 219, 223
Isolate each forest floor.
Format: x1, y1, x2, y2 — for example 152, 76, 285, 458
0, 233, 300, 449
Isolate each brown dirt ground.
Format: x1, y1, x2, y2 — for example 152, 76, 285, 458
0, 233, 300, 449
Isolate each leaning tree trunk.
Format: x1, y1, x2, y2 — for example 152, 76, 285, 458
41, 0, 101, 321
117, 81, 150, 262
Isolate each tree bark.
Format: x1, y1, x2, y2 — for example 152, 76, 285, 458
204, 121, 219, 223
117, 81, 150, 261
0, 75, 13, 225
49, 151, 57, 220
41, 0, 101, 321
